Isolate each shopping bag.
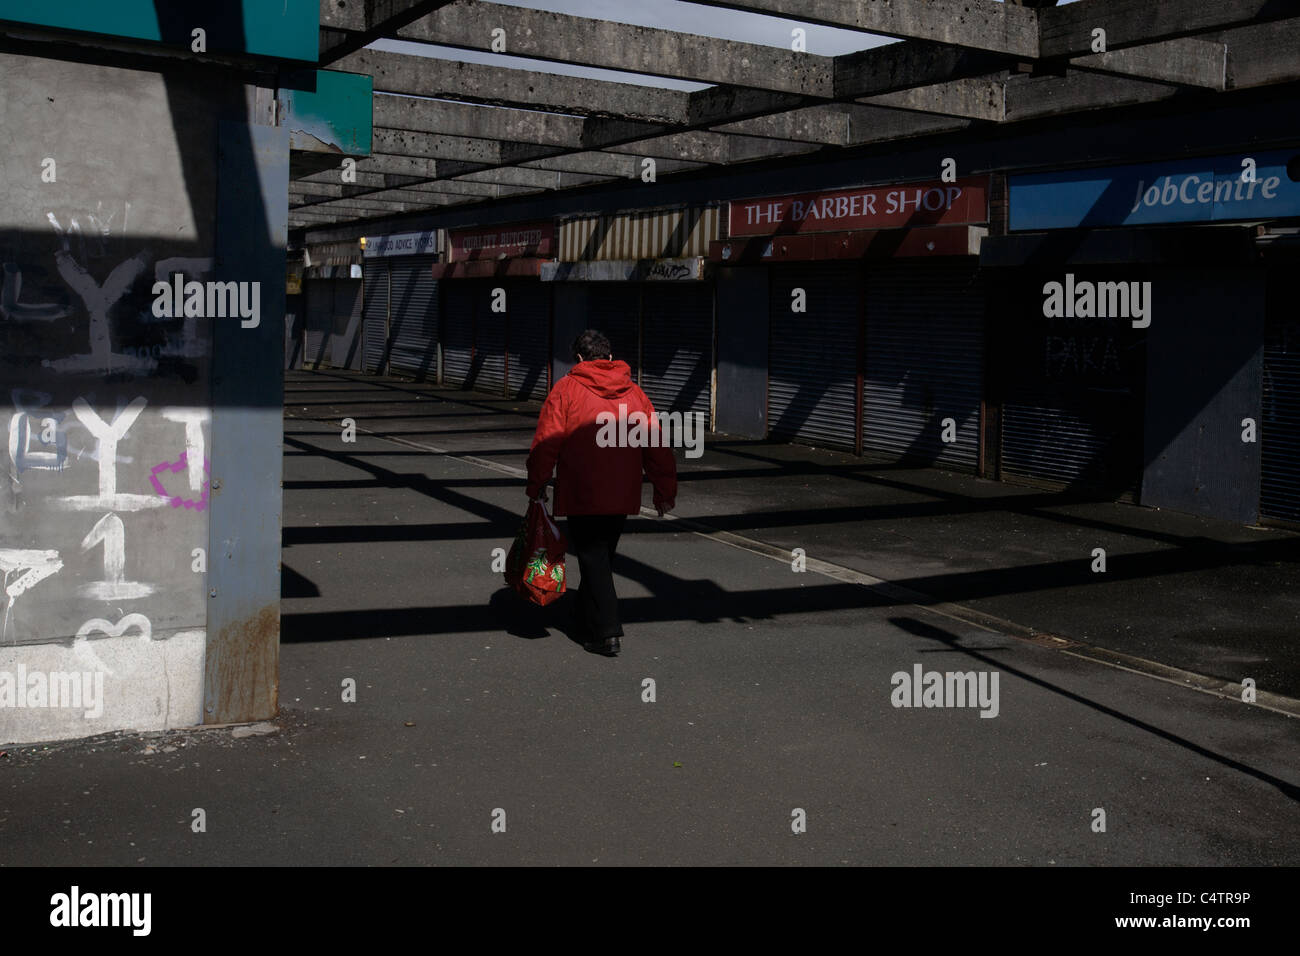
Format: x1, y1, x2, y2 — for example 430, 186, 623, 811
504, 497, 568, 606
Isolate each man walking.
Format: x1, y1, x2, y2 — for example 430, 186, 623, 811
525, 330, 677, 656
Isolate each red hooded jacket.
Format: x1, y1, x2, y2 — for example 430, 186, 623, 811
526, 359, 677, 516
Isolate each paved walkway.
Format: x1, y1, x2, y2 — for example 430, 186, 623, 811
1, 368, 1295, 867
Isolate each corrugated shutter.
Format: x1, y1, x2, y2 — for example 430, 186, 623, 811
471, 281, 507, 395
863, 260, 982, 471
996, 268, 1145, 498
330, 279, 364, 370
641, 283, 712, 419
387, 255, 438, 380
363, 262, 387, 373
441, 280, 475, 388
768, 263, 860, 451
1262, 316, 1300, 521
586, 283, 639, 380
506, 281, 550, 401
1001, 398, 1138, 492
304, 278, 331, 368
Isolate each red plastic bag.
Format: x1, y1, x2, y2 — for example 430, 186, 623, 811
504, 498, 568, 606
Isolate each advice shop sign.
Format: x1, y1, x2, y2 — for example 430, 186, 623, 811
1009, 149, 1300, 230
727, 177, 988, 237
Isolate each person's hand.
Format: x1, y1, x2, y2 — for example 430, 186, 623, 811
656, 499, 674, 517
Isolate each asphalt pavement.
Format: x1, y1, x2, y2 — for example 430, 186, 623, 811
1, 368, 1296, 866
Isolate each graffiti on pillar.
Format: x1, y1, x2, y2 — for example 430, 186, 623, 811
149, 452, 211, 511
1, 208, 213, 379
8, 389, 68, 476
78, 513, 155, 600
4, 390, 207, 642
73, 613, 153, 677
0, 548, 63, 640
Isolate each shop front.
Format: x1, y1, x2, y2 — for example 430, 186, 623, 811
361, 229, 440, 379
714, 177, 989, 465
433, 221, 554, 398
542, 205, 720, 421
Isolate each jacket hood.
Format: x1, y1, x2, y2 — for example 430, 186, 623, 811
567, 359, 635, 398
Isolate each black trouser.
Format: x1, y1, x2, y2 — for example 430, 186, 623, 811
565, 514, 627, 641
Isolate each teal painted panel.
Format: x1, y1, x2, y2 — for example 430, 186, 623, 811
0, 0, 317, 62
280, 71, 373, 156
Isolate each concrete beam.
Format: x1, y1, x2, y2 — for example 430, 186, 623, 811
289, 181, 347, 198
397, 0, 837, 97
677, 0, 1039, 57
319, 0, 456, 64
335, 49, 688, 124
300, 196, 467, 215
453, 167, 616, 190
1039, 0, 1298, 59
862, 77, 1005, 121
298, 166, 562, 197
833, 39, 1011, 99
716, 102, 972, 145
1003, 71, 1180, 123
711, 105, 853, 145
375, 94, 662, 150
605, 131, 821, 165
372, 127, 503, 164
1069, 37, 1227, 89
1220, 18, 1300, 89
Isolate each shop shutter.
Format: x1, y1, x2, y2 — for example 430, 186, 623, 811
471, 280, 507, 395
387, 255, 439, 380
768, 263, 860, 451
304, 278, 331, 368
330, 279, 364, 370
996, 268, 1145, 498
441, 280, 475, 388
640, 283, 713, 421
1262, 316, 1300, 521
586, 283, 640, 381
863, 260, 982, 471
1001, 397, 1138, 493
506, 281, 551, 401
363, 262, 387, 373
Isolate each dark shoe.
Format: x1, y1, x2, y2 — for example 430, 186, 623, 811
583, 636, 620, 657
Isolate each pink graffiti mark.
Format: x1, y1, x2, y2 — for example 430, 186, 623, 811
148, 452, 211, 511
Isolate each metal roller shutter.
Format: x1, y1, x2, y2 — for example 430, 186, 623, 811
506, 281, 550, 401
768, 263, 860, 451
641, 283, 712, 419
996, 267, 1146, 497
331, 279, 364, 370
863, 260, 982, 471
304, 278, 331, 368
1001, 397, 1137, 492
1262, 316, 1300, 521
363, 263, 387, 373
387, 255, 438, 380
586, 283, 640, 380
472, 280, 507, 395
441, 281, 475, 388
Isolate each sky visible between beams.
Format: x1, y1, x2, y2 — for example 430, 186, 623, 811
368, 0, 1078, 107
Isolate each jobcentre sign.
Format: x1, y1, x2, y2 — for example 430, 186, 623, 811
1009, 149, 1300, 230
